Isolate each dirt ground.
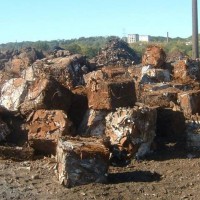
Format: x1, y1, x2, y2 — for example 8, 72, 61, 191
0, 142, 200, 200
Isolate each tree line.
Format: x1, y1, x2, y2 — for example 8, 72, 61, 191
0, 35, 193, 59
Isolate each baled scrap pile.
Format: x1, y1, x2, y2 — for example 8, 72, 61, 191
27, 109, 75, 155
105, 106, 157, 159
141, 46, 200, 148
137, 46, 192, 142
1, 39, 200, 187
56, 137, 110, 187
92, 39, 140, 68
82, 66, 158, 160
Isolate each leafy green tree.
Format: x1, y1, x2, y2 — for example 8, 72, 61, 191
65, 44, 82, 54
33, 41, 50, 51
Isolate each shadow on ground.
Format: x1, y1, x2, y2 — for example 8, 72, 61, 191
108, 170, 161, 184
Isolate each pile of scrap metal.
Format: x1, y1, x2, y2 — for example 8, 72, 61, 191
0, 40, 200, 187
90, 38, 140, 68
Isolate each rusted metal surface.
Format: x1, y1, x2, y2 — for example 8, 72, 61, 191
105, 105, 157, 159
178, 90, 200, 117
31, 54, 91, 89
0, 78, 28, 112
142, 45, 166, 68
78, 109, 108, 137
56, 137, 110, 187
140, 66, 170, 83
27, 109, 75, 155
86, 68, 136, 110
1, 39, 200, 186
19, 78, 72, 116
139, 85, 180, 108
91, 39, 140, 68
173, 59, 200, 82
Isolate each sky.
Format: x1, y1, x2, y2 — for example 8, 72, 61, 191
0, 0, 198, 44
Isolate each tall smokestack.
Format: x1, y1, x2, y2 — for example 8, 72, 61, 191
192, 0, 199, 59
167, 32, 169, 43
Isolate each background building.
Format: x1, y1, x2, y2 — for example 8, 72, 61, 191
139, 35, 151, 42
127, 34, 139, 43
127, 34, 151, 43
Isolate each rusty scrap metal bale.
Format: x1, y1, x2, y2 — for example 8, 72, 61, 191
83, 69, 105, 88
31, 54, 91, 89
178, 90, 200, 117
172, 59, 200, 82
84, 67, 130, 87
56, 137, 110, 187
48, 54, 90, 89
139, 86, 180, 108
101, 66, 130, 79
27, 109, 75, 155
85, 68, 136, 110
0, 78, 28, 113
173, 60, 190, 81
140, 65, 170, 83
19, 77, 72, 116
142, 45, 166, 68
4, 47, 43, 77
87, 79, 136, 110
78, 109, 108, 137
105, 105, 157, 159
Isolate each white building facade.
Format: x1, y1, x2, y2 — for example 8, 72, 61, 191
139, 35, 151, 42
127, 34, 139, 43
127, 34, 151, 43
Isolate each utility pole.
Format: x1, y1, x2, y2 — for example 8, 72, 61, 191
192, 0, 199, 59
